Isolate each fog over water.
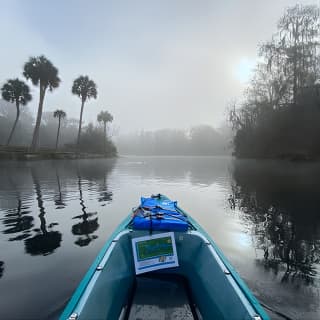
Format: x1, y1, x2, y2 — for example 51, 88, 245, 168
0, 0, 315, 134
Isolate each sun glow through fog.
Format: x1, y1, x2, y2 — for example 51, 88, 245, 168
233, 57, 256, 84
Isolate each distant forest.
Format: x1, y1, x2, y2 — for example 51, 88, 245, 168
116, 125, 230, 156
230, 4, 320, 159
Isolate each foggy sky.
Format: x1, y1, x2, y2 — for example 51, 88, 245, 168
0, 0, 316, 134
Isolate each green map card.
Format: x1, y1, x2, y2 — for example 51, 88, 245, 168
132, 232, 179, 274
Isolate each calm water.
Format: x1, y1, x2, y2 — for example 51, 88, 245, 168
0, 156, 319, 320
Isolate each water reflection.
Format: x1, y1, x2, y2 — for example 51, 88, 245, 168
1, 157, 320, 319
117, 156, 230, 186
0, 160, 116, 253
25, 168, 62, 256
54, 169, 66, 209
1, 172, 34, 242
231, 160, 320, 284
0, 261, 4, 279
98, 173, 113, 204
3, 199, 34, 241
72, 175, 99, 247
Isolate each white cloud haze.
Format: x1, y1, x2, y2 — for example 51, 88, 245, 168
0, 0, 316, 134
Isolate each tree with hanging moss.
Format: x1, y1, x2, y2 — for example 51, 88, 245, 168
1, 79, 32, 146
229, 4, 320, 159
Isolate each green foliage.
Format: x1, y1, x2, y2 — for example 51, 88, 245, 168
23, 55, 61, 150
53, 109, 66, 119
97, 110, 113, 124
97, 110, 114, 153
53, 110, 67, 150
72, 75, 97, 102
72, 75, 98, 149
0, 100, 33, 146
23, 55, 60, 91
1, 79, 31, 106
78, 123, 117, 155
1, 79, 32, 145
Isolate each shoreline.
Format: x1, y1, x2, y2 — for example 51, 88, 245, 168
0, 150, 116, 161
234, 153, 320, 162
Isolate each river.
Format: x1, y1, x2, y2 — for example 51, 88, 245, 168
0, 156, 319, 319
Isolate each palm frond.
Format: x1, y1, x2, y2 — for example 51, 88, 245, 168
1, 78, 32, 106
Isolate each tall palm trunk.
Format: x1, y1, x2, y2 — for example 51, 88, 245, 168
31, 86, 46, 151
103, 121, 107, 154
77, 99, 85, 152
6, 101, 20, 146
55, 117, 61, 150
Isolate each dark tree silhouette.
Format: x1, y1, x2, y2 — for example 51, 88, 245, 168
54, 169, 66, 208
1, 175, 34, 241
23, 55, 60, 150
97, 110, 113, 153
98, 172, 113, 204
0, 261, 4, 279
229, 5, 320, 159
230, 160, 320, 283
72, 175, 99, 247
53, 109, 66, 150
1, 79, 31, 145
25, 169, 62, 256
2, 199, 34, 241
71, 76, 97, 151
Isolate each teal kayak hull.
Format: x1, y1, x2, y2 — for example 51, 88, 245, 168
60, 195, 269, 320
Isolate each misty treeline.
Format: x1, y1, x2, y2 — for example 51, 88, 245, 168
0, 55, 116, 155
0, 100, 116, 155
230, 4, 320, 159
116, 125, 230, 156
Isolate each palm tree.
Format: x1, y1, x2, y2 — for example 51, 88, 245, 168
23, 55, 60, 151
53, 109, 66, 150
1, 79, 32, 146
97, 110, 113, 153
72, 76, 97, 151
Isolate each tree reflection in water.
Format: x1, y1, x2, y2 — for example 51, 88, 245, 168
24, 169, 62, 256
2, 175, 34, 242
71, 160, 115, 246
0, 160, 115, 252
54, 169, 66, 209
72, 175, 99, 247
3, 199, 34, 241
230, 160, 320, 284
0, 261, 4, 279
98, 173, 113, 205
